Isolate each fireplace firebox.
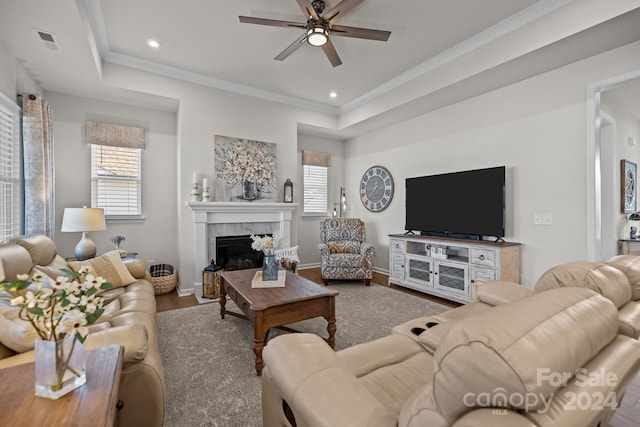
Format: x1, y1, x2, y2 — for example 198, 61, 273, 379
215, 235, 269, 271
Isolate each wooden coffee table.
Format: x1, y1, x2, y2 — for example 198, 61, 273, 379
219, 268, 339, 376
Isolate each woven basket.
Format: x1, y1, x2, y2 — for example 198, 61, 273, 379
151, 272, 177, 295
150, 264, 177, 295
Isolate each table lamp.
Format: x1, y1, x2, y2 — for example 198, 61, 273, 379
61, 207, 106, 260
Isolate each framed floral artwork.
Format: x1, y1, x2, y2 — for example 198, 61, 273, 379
214, 135, 277, 202
622, 159, 637, 213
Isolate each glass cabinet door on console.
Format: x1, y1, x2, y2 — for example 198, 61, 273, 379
434, 261, 469, 297
406, 255, 434, 289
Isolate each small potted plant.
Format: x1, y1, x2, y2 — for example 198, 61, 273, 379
111, 235, 126, 254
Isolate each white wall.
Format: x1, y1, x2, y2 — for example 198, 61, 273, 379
99, 63, 338, 292
5, 36, 640, 291
345, 41, 640, 286
0, 40, 41, 100
45, 92, 179, 270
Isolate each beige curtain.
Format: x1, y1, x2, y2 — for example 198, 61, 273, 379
21, 94, 55, 238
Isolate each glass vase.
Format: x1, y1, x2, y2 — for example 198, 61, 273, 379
35, 335, 86, 400
243, 179, 257, 200
262, 254, 278, 281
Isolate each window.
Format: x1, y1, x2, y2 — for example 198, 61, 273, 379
303, 164, 328, 215
91, 144, 142, 216
301, 150, 331, 216
0, 94, 21, 240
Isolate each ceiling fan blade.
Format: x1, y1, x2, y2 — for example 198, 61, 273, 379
275, 33, 308, 61
323, 0, 365, 24
330, 24, 391, 41
239, 16, 306, 29
322, 39, 342, 67
295, 0, 319, 20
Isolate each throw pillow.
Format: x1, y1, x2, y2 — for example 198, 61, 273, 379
68, 250, 137, 288
0, 307, 40, 353
274, 246, 300, 262
34, 265, 66, 281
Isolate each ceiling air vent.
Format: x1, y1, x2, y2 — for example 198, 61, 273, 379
35, 30, 61, 52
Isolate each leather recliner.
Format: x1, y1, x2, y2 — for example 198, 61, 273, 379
261, 287, 640, 427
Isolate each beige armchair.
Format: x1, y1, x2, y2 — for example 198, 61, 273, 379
318, 218, 375, 286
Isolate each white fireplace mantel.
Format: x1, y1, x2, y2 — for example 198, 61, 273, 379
186, 201, 298, 299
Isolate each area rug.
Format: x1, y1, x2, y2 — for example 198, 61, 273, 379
157, 282, 449, 427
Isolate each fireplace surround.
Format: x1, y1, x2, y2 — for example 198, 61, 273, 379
186, 202, 297, 300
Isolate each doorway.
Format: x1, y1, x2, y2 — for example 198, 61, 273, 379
587, 70, 640, 260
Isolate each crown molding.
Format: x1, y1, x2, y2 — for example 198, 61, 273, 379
84, 0, 572, 116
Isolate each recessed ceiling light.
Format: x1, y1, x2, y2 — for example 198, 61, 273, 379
329, 92, 337, 98
147, 39, 160, 49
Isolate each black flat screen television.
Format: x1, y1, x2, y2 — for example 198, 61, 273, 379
405, 166, 505, 239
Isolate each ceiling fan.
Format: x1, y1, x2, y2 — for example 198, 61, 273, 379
239, 0, 391, 67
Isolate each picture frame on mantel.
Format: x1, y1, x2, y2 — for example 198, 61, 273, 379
621, 159, 637, 213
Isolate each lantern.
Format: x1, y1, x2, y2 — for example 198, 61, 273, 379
284, 178, 293, 203
202, 260, 223, 299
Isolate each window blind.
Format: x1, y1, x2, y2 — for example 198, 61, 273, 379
91, 144, 141, 216
303, 164, 328, 214
0, 94, 20, 240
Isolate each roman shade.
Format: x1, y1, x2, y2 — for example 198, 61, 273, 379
302, 150, 331, 167
86, 121, 145, 149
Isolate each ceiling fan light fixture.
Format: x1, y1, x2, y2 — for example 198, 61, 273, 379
307, 25, 328, 47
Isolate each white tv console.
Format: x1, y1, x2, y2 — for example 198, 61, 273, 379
388, 234, 522, 303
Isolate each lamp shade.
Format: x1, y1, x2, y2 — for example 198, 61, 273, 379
61, 208, 106, 232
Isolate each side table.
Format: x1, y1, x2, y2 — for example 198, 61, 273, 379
619, 239, 640, 255
0, 344, 124, 426
120, 251, 138, 261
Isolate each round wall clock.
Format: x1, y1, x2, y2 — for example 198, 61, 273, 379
360, 165, 394, 212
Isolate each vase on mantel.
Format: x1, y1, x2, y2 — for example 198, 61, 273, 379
262, 253, 278, 281
35, 335, 86, 400
243, 179, 257, 200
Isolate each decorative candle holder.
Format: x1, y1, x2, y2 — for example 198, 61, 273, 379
202, 185, 211, 202
190, 183, 201, 202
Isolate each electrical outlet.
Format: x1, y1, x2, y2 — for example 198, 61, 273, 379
534, 214, 552, 225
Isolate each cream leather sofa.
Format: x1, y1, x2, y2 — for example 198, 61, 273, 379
262, 287, 640, 427
0, 235, 165, 427
536, 258, 640, 339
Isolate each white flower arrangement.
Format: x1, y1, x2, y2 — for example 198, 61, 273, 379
0, 267, 114, 343
250, 231, 281, 255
